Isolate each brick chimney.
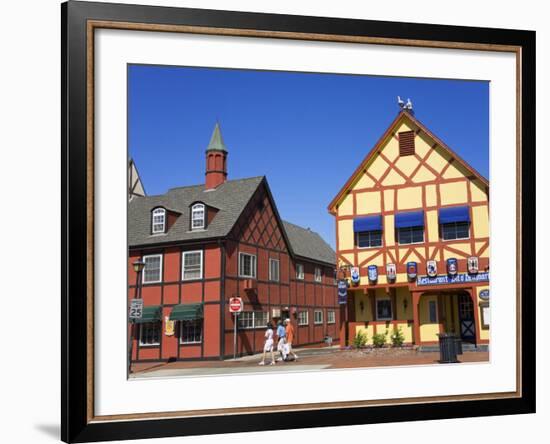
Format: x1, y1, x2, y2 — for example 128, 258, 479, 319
205, 122, 228, 190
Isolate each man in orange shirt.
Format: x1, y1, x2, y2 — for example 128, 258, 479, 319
284, 318, 298, 361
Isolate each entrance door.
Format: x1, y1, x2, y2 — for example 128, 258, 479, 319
458, 294, 476, 342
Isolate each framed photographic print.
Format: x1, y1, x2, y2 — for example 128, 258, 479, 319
62, 1, 536, 442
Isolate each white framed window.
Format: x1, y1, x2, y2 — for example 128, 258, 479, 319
327, 310, 336, 324
397, 226, 424, 244
269, 258, 280, 282
356, 230, 383, 248
142, 254, 162, 283
139, 322, 161, 346
296, 263, 304, 280
151, 208, 166, 234
298, 311, 308, 326
182, 250, 203, 280
314, 309, 323, 324
238, 311, 268, 329
376, 299, 393, 320
179, 320, 203, 344
441, 222, 470, 241
314, 267, 322, 282
239, 252, 257, 278
191, 203, 205, 230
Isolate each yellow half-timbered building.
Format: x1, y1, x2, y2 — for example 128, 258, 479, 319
328, 109, 490, 349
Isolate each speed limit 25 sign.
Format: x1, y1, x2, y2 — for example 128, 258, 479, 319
129, 298, 144, 319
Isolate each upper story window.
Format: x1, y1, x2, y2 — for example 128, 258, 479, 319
296, 263, 304, 280
327, 310, 336, 324
314, 267, 322, 282
269, 258, 280, 282
395, 211, 424, 245
353, 215, 383, 248
239, 252, 257, 279
397, 226, 424, 244
191, 203, 205, 230
151, 208, 166, 234
441, 222, 470, 240
142, 254, 162, 284
182, 250, 203, 280
298, 311, 308, 326
439, 206, 471, 241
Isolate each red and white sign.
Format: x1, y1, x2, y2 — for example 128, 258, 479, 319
229, 297, 243, 313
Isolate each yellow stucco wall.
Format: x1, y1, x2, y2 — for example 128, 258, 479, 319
419, 295, 440, 342
338, 219, 354, 251
472, 205, 490, 238
439, 181, 468, 205
397, 186, 423, 210
356, 190, 381, 214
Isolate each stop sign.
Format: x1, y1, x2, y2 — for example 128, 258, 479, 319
229, 297, 243, 313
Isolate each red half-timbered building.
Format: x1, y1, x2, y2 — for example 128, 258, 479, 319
128, 124, 339, 364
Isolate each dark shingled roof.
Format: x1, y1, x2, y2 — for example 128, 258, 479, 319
282, 221, 336, 266
128, 176, 336, 265
128, 176, 264, 246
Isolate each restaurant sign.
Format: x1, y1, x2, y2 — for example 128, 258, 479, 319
416, 272, 489, 286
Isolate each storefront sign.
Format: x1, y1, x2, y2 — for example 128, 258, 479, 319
426, 260, 437, 277
407, 262, 417, 280
386, 263, 396, 281
350, 266, 360, 285
479, 289, 490, 300
447, 258, 458, 276
164, 316, 175, 336
468, 256, 479, 274
337, 280, 348, 304
367, 265, 378, 283
416, 272, 490, 286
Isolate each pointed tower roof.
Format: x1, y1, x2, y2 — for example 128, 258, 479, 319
206, 122, 228, 152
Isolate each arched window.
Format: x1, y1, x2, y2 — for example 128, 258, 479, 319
191, 203, 205, 230
151, 208, 166, 234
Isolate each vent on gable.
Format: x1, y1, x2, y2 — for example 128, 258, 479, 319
398, 131, 415, 156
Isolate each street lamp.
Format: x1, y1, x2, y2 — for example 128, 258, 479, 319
128, 259, 146, 375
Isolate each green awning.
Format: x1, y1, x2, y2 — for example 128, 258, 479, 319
133, 305, 162, 324
170, 303, 203, 321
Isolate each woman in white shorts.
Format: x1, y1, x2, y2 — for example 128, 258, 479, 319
259, 322, 276, 366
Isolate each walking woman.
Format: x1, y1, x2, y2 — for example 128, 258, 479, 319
259, 322, 276, 366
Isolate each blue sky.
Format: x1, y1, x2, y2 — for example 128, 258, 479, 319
129, 64, 489, 249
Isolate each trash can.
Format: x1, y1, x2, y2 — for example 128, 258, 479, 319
454, 336, 463, 355
437, 333, 458, 363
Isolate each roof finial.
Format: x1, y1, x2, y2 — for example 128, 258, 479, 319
397, 96, 414, 114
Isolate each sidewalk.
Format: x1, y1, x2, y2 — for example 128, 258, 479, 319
130, 346, 489, 378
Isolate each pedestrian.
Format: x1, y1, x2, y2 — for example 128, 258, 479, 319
259, 322, 276, 366
284, 318, 298, 361
276, 320, 287, 361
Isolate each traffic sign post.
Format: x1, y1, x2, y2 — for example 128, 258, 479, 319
129, 299, 144, 319
229, 297, 243, 360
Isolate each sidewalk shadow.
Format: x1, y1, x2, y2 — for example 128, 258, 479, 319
34, 424, 59, 440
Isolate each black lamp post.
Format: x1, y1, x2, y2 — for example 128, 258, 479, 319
128, 259, 146, 375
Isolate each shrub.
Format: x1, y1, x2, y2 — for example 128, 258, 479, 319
372, 330, 388, 348
391, 327, 405, 347
353, 331, 368, 348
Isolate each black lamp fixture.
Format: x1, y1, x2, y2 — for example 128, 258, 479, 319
133, 259, 146, 274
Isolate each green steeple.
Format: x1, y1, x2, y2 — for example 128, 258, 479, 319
206, 122, 228, 152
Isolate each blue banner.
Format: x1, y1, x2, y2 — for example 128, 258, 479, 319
337, 280, 348, 304
416, 272, 489, 286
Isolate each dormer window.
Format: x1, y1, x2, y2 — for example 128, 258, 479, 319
151, 208, 166, 234
191, 203, 205, 230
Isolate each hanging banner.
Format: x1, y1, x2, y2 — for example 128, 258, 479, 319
446, 258, 458, 276
337, 280, 348, 304
407, 262, 418, 280
367, 265, 378, 283
386, 263, 397, 281
468, 256, 479, 274
350, 266, 360, 285
164, 316, 175, 336
426, 260, 438, 277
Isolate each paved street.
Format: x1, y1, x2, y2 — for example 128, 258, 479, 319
130, 347, 489, 379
